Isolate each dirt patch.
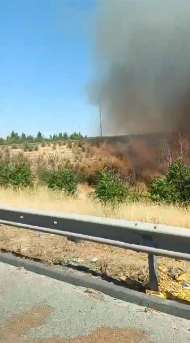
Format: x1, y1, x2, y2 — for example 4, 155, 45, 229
0, 306, 149, 343
28, 327, 149, 343
0, 306, 53, 343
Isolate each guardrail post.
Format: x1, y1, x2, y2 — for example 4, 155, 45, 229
67, 236, 82, 243
148, 254, 158, 291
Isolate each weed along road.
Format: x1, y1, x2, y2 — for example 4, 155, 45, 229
0, 262, 189, 343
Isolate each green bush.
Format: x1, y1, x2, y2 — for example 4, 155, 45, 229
10, 160, 33, 187
148, 178, 180, 204
94, 168, 128, 206
149, 160, 190, 205
46, 168, 78, 195
0, 160, 33, 188
0, 162, 10, 187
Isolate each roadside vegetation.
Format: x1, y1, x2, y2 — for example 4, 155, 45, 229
0, 130, 190, 229
0, 151, 190, 209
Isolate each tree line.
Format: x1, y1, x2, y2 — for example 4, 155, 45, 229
0, 131, 87, 145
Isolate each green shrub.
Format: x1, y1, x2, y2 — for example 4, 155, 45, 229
10, 160, 33, 187
94, 168, 128, 206
12, 144, 18, 150
149, 160, 190, 205
34, 146, 39, 151
46, 168, 78, 195
0, 162, 10, 187
148, 178, 180, 204
0, 160, 33, 188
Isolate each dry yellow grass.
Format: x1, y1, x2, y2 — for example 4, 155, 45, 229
0, 185, 190, 228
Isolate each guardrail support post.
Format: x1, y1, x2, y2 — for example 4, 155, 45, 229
67, 236, 82, 243
148, 254, 158, 291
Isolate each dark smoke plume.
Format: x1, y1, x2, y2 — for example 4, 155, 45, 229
87, 1, 190, 135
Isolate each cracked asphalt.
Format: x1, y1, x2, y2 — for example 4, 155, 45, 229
0, 262, 190, 342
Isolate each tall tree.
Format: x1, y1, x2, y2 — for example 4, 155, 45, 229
36, 131, 43, 141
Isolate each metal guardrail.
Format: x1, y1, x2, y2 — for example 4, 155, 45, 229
0, 206, 190, 291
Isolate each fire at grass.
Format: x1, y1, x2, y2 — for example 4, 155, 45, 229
1, 225, 190, 304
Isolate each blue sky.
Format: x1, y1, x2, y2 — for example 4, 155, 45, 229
0, 0, 99, 137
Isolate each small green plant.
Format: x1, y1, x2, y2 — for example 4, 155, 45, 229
149, 178, 177, 204
12, 144, 18, 150
149, 160, 190, 205
0, 160, 33, 188
46, 168, 78, 195
94, 168, 128, 206
9, 160, 33, 187
0, 162, 10, 187
34, 146, 39, 151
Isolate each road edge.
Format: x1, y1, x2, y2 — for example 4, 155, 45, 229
0, 251, 190, 319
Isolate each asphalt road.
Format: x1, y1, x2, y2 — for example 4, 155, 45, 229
0, 262, 190, 343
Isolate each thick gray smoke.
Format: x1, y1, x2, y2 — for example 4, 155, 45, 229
87, 1, 190, 135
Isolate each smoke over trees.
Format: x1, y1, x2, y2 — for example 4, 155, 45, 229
87, 1, 190, 135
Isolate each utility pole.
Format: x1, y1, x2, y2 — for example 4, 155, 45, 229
99, 96, 103, 138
